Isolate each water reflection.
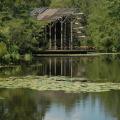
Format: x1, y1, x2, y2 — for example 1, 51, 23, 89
1, 55, 120, 82
0, 89, 120, 120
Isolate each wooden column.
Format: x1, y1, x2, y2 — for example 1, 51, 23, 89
70, 21, 73, 50
49, 24, 52, 50
69, 58, 71, 76
61, 22, 63, 50
54, 58, 56, 76
44, 26, 47, 42
70, 57, 73, 79
45, 63, 47, 75
64, 23, 67, 50
61, 58, 63, 76
49, 58, 51, 76
64, 58, 66, 76
54, 24, 57, 50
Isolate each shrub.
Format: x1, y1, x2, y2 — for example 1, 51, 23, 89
11, 53, 20, 61
24, 54, 32, 61
2, 54, 11, 63
0, 42, 7, 58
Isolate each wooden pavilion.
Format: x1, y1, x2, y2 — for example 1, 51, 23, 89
31, 8, 88, 53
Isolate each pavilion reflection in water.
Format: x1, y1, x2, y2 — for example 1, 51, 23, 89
36, 57, 87, 78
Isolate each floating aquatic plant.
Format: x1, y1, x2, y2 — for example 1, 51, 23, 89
0, 76, 120, 93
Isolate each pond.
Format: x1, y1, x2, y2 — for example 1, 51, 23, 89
0, 54, 120, 120
0, 54, 120, 82
0, 89, 120, 120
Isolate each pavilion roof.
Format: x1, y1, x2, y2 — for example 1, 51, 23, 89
31, 8, 74, 21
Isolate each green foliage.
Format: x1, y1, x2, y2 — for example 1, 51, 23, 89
0, 0, 120, 64
107, 0, 120, 20
2, 54, 11, 63
0, 0, 50, 63
8, 18, 48, 54
87, 0, 120, 52
24, 54, 32, 61
0, 42, 7, 57
50, 0, 120, 52
50, 0, 73, 8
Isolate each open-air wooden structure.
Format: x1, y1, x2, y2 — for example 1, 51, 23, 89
31, 8, 92, 53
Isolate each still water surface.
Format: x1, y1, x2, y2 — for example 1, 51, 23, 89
0, 54, 120, 120
0, 54, 120, 82
0, 89, 119, 120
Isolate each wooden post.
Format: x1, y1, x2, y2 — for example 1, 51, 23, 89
64, 58, 66, 76
44, 26, 47, 42
54, 58, 56, 76
71, 57, 73, 80
69, 58, 71, 76
49, 24, 52, 50
61, 58, 63, 76
61, 22, 63, 50
54, 24, 57, 50
49, 58, 51, 76
45, 63, 47, 75
70, 21, 73, 50
64, 23, 66, 50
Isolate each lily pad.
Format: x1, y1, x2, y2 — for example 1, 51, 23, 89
0, 76, 120, 93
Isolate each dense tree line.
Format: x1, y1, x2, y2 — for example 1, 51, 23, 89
0, 0, 50, 63
0, 0, 120, 63
51, 0, 120, 52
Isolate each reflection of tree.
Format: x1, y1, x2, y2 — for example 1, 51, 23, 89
0, 89, 120, 120
0, 100, 6, 120
42, 91, 120, 120
0, 57, 94, 78
0, 66, 22, 77
86, 55, 120, 82
40, 91, 81, 110
96, 91, 120, 120
0, 89, 89, 120
1, 55, 120, 83
1, 55, 120, 82
0, 89, 51, 120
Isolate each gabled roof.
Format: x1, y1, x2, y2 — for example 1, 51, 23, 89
31, 8, 74, 21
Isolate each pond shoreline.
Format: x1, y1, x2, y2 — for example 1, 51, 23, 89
0, 76, 120, 93
35, 52, 120, 57
0, 52, 120, 67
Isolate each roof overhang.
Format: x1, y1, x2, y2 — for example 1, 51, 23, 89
31, 8, 75, 22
